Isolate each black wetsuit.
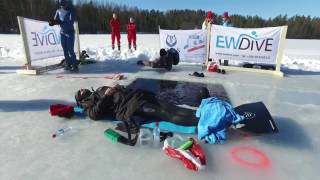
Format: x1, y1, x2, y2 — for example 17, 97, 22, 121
140, 48, 179, 71
81, 86, 198, 126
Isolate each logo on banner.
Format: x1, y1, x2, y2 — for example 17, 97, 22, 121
31, 25, 60, 47
184, 33, 205, 52
166, 34, 177, 47
216, 31, 274, 52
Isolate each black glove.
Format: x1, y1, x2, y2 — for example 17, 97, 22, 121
48, 19, 54, 26
48, 19, 61, 26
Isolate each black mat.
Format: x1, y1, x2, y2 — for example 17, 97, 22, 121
235, 102, 279, 134
128, 78, 230, 107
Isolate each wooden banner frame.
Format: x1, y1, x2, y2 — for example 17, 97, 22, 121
207, 26, 288, 77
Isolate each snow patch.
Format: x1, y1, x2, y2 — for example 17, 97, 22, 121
0, 34, 320, 72
282, 55, 320, 72
0, 47, 24, 60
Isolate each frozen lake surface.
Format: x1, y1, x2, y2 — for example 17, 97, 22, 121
0, 34, 319, 180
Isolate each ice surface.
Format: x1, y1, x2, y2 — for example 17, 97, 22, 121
0, 34, 319, 180
128, 78, 230, 106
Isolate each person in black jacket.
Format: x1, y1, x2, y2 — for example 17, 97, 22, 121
75, 84, 198, 126
137, 48, 180, 71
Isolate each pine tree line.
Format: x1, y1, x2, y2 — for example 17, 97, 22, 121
0, 0, 319, 39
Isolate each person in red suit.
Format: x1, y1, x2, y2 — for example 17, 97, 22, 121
127, 17, 137, 50
109, 13, 121, 51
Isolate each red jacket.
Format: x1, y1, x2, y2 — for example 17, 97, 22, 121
127, 22, 136, 37
110, 18, 120, 32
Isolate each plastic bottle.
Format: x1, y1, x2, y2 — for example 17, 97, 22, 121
52, 126, 73, 138
166, 135, 185, 149
153, 121, 161, 147
137, 128, 153, 147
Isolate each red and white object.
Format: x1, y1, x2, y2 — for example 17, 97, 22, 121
163, 138, 206, 171
207, 62, 218, 72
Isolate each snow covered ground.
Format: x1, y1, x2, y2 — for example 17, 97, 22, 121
1, 34, 320, 72
0, 34, 320, 180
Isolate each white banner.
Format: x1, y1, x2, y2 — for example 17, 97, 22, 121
210, 25, 282, 65
21, 17, 79, 61
159, 29, 207, 63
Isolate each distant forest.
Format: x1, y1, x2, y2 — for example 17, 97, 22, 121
0, 0, 320, 39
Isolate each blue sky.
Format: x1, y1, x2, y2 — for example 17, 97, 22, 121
99, 0, 319, 18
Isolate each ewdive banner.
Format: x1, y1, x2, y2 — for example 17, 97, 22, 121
209, 25, 282, 65
20, 17, 79, 62
159, 29, 207, 63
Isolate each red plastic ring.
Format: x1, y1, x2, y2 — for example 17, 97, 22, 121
230, 147, 270, 169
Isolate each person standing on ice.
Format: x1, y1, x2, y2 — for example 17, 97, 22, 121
109, 13, 121, 51
221, 12, 233, 27
202, 11, 215, 30
202, 11, 216, 64
49, 0, 78, 72
218, 12, 233, 66
127, 17, 137, 50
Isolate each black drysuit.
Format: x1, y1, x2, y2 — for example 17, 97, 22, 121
81, 86, 198, 126
140, 48, 179, 71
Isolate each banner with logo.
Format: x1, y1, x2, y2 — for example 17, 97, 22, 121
210, 25, 282, 65
20, 17, 79, 61
159, 29, 207, 63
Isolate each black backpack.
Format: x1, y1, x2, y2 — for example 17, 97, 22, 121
167, 48, 180, 65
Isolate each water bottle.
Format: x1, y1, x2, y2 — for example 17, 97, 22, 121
153, 121, 161, 147
166, 135, 185, 149
52, 126, 73, 138
137, 128, 153, 147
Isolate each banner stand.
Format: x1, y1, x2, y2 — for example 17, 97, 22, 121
16, 16, 38, 75
16, 16, 81, 75
275, 26, 288, 75
205, 24, 212, 66
75, 22, 81, 59
218, 65, 284, 77
216, 26, 288, 77
159, 28, 207, 63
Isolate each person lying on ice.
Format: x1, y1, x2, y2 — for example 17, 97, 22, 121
136, 48, 180, 71
75, 84, 199, 126
75, 85, 250, 145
